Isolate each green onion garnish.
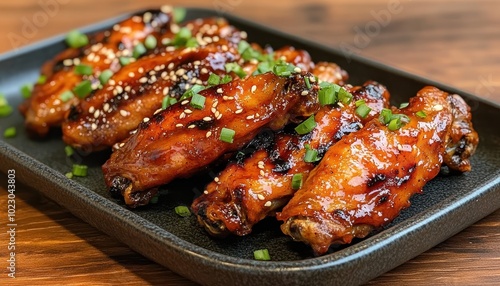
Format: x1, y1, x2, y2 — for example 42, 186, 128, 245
338, 86, 353, 104
257, 61, 273, 74
65, 172, 74, 179
133, 43, 147, 58
99, 69, 114, 85
294, 115, 316, 135
318, 84, 337, 106
37, 75, 47, 84
272, 62, 297, 77
291, 173, 303, 190
399, 102, 409, 108
65, 30, 89, 48
119, 57, 132, 66
190, 93, 206, 109
74, 64, 93, 76
207, 73, 221, 86
72, 80, 93, 98
20, 84, 33, 99
416, 110, 427, 118
65, 145, 74, 157
180, 84, 205, 100
162, 96, 177, 109
355, 103, 372, 119
379, 108, 410, 131
0, 95, 13, 118
388, 118, 402, 131
304, 76, 311, 89
59, 90, 74, 102
144, 35, 157, 49
185, 37, 199, 48
175, 205, 191, 217
3, 127, 16, 138
220, 127, 236, 143
173, 7, 187, 23
225, 63, 247, 79
379, 108, 393, 124
253, 249, 271, 261
172, 27, 192, 46
220, 75, 232, 84
304, 144, 321, 163
355, 99, 365, 107
238, 40, 251, 55
72, 164, 88, 177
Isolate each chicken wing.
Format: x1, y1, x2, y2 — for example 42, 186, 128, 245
20, 9, 173, 137
192, 81, 390, 237
277, 86, 479, 255
102, 71, 320, 207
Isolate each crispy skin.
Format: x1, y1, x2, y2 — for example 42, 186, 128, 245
62, 41, 240, 151
277, 86, 478, 255
20, 9, 172, 137
102, 72, 320, 207
192, 81, 390, 237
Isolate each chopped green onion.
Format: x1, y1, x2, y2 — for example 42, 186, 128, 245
37, 75, 47, 84
74, 64, 93, 76
0, 95, 13, 117
379, 108, 410, 131
237, 40, 251, 55
388, 117, 402, 131
416, 110, 427, 118
133, 43, 147, 58
185, 37, 199, 48
72, 164, 88, 177
220, 127, 235, 143
3, 127, 16, 138
355, 103, 372, 119
294, 115, 316, 135
65, 145, 74, 157
119, 57, 132, 66
180, 84, 205, 100
173, 7, 187, 23
272, 62, 296, 77
220, 75, 232, 84
291, 173, 303, 190
225, 63, 247, 79
144, 35, 157, 49
304, 76, 311, 89
207, 73, 221, 86
99, 69, 114, 85
65, 30, 88, 48
379, 108, 393, 124
174, 205, 191, 217
318, 84, 337, 106
257, 61, 273, 74
355, 99, 366, 107
65, 172, 73, 179
399, 102, 409, 109
338, 86, 353, 104
20, 84, 33, 99
190, 93, 206, 109
0, 94, 8, 106
253, 249, 271, 261
304, 144, 321, 163
72, 80, 93, 98
172, 27, 192, 46
59, 90, 74, 102
162, 96, 177, 109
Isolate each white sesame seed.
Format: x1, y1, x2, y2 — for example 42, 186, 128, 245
203, 117, 212, 122
201, 68, 208, 74
206, 131, 212, 138
93, 110, 100, 118
91, 123, 97, 131
337, 102, 345, 108
143, 117, 150, 123
257, 194, 265, 200
120, 110, 128, 117
203, 190, 209, 194
162, 87, 170, 96
259, 170, 265, 176
294, 67, 302, 73
184, 109, 193, 114
179, 112, 186, 119
246, 115, 255, 120
251, 85, 257, 93
168, 62, 175, 70
217, 88, 223, 94
181, 100, 190, 105
139, 77, 148, 83
154, 108, 162, 115
176, 123, 184, 128
434, 104, 443, 111
235, 109, 243, 114
214, 177, 220, 182
216, 113, 222, 120
188, 124, 196, 129
103, 103, 110, 112
264, 201, 272, 207
63, 59, 73, 66
309, 76, 316, 83
301, 90, 309, 96
128, 72, 135, 78
212, 100, 218, 108
89, 106, 95, 113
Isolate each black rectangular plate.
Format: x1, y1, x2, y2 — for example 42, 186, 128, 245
1, 8, 499, 286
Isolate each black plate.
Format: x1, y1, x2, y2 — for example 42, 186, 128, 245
0, 8, 499, 286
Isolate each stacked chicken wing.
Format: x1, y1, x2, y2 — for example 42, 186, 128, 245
21, 6, 479, 255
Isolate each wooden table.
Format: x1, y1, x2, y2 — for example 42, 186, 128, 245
1, 0, 499, 285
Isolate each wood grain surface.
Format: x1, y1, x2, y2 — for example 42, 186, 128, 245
1, 0, 499, 285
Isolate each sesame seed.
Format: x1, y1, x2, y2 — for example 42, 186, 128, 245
49, 108, 55, 114
203, 117, 212, 122
301, 90, 309, 96
184, 109, 193, 114
91, 123, 97, 131
235, 109, 243, 114
188, 124, 196, 129
143, 117, 150, 123
139, 77, 148, 83
214, 177, 220, 182
264, 201, 272, 207
259, 170, 265, 176
168, 63, 175, 70
434, 105, 443, 111
251, 85, 257, 93
212, 100, 219, 108
206, 131, 212, 138
162, 87, 170, 96
93, 110, 100, 118
179, 112, 186, 119
201, 68, 208, 74
120, 110, 128, 117
63, 59, 73, 66
181, 100, 190, 105
257, 194, 265, 200
203, 190, 209, 194
154, 108, 162, 115
128, 72, 135, 78
337, 102, 345, 108
217, 88, 223, 94
309, 76, 316, 83
294, 67, 302, 73
176, 123, 184, 128
216, 113, 222, 120
103, 103, 110, 112
89, 106, 95, 113
246, 115, 255, 120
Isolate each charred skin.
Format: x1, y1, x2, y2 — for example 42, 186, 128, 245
192, 81, 390, 237
62, 41, 240, 151
102, 72, 320, 208
20, 9, 173, 137
277, 86, 479, 255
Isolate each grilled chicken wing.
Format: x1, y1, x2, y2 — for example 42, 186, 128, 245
277, 86, 479, 255
102, 72, 320, 207
20, 9, 173, 137
192, 81, 390, 237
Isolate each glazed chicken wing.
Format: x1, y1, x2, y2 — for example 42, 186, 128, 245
277, 86, 479, 255
20, 9, 173, 137
192, 81, 390, 237
102, 71, 320, 207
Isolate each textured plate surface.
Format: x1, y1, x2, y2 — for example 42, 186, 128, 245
0, 8, 499, 286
